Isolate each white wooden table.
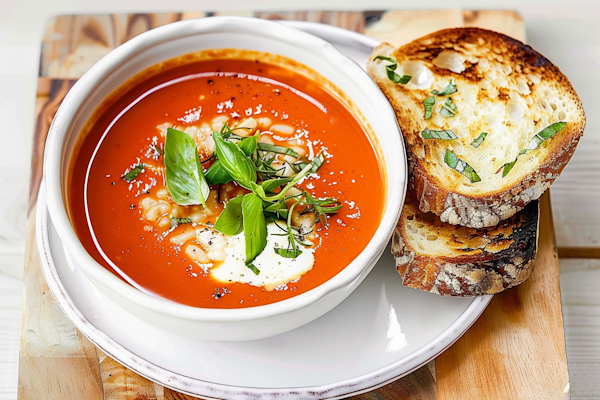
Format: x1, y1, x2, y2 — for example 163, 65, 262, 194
1, 0, 599, 399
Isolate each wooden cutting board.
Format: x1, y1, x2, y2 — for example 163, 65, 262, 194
18, 10, 569, 399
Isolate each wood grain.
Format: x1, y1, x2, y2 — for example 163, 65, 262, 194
19, 9, 570, 400
436, 193, 570, 399
559, 259, 600, 399
29, 79, 77, 213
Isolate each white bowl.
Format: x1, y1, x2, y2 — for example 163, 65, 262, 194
43, 16, 407, 341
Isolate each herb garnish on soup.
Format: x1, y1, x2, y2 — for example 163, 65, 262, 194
68, 50, 383, 308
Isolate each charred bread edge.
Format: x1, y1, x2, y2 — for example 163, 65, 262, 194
391, 199, 539, 297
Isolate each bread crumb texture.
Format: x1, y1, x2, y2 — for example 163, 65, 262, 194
368, 28, 585, 228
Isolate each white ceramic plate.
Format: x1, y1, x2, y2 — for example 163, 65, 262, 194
37, 22, 492, 400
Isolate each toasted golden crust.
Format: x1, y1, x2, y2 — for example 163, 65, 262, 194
368, 28, 585, 228
391, 191, 539, 296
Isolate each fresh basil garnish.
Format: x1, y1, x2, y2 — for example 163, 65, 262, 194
247, 263, 261, 275
122, 163, 145, 182
432, 80, 457, 96
164, 128, 210, 206
205, 160, 233, 186
444, 149, 481, 183
264, 199, 289, 220
471, 132, 488, 148
213, 131, 257, 190
239, 134, 258, 156
423, 96, 435, 120
499, 122, 567, 177
301, 191, 343, 226
373, 55, 411, 84
242, 193, 267, 266
274, 203, 307, 259
275, 247, 303, 258
291, 152, 325, 174
257, 142, 301, 159
261, 176, 295, 193
214, 195, 244, 236
421, 128, 458, 140
170, 217, 192, 230
440, 97, 457, 117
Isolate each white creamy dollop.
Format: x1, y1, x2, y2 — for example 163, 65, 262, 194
210, 223, 315, 291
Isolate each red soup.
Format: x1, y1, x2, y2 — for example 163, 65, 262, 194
68, 49, 384, 308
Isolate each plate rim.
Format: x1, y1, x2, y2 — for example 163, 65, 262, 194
37, 182, 490, 399
35, 20, 492, 399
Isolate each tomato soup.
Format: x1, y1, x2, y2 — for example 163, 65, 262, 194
68, 49, 383, 308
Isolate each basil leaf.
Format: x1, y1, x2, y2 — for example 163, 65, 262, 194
423, 96, 435, 120
373, 55, 412, 84
242, 193, 267, 265
432, 80, 457, 96
257, 142, 301, 159
170, 217, 192, 230
214, 195, 244, 235
261, 176, 294, 193
440, 97, 457, 117
247, 263, 261, 275
501, 160, 517, 177
239, 135, 258, 156
471, 132, 488, 148
265, 199, 288, 219
444, 149, 481, 183
205, 160, 233, 186
421, 128, 458, 140
249, 181, 267, 199
213, 131, 257, 190
291, 152, 325, 174
499, 122, 567, 177
275, 247, 302, 259
310, 153, 325, 171
122, 163, 145, 182
164, 128, 210, 206
531, 121, 567, 144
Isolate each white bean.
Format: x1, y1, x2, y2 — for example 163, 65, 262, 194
190, 210, 207, 223
235, 117, 257, 136
258, 134, 274, 144
212, 115, 229, 132
271, 161, 295, 177
257, 117, 272, 129
156, 187, 170, 200
196, 227, 227, 251
144, 201, 172, 222
170, 229, 197, 244
293, 212, 317, 241
270, 124, 294, 135
158, 216, 171, 229
140, 197, 157, 211
185, 244, 211, 263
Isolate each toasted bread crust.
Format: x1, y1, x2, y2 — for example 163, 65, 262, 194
391, 192, 539, 296
368, 28, 585, 228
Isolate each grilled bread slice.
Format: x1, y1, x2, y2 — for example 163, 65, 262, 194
368, 28, 585, 228
391, 190, 539, 296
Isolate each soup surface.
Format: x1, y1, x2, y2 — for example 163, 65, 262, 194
69, 50, 383, 308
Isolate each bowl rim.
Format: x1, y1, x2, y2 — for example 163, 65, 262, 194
43, 15, 407, 322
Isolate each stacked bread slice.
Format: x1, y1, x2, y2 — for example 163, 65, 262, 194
368, 28, 585, 296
